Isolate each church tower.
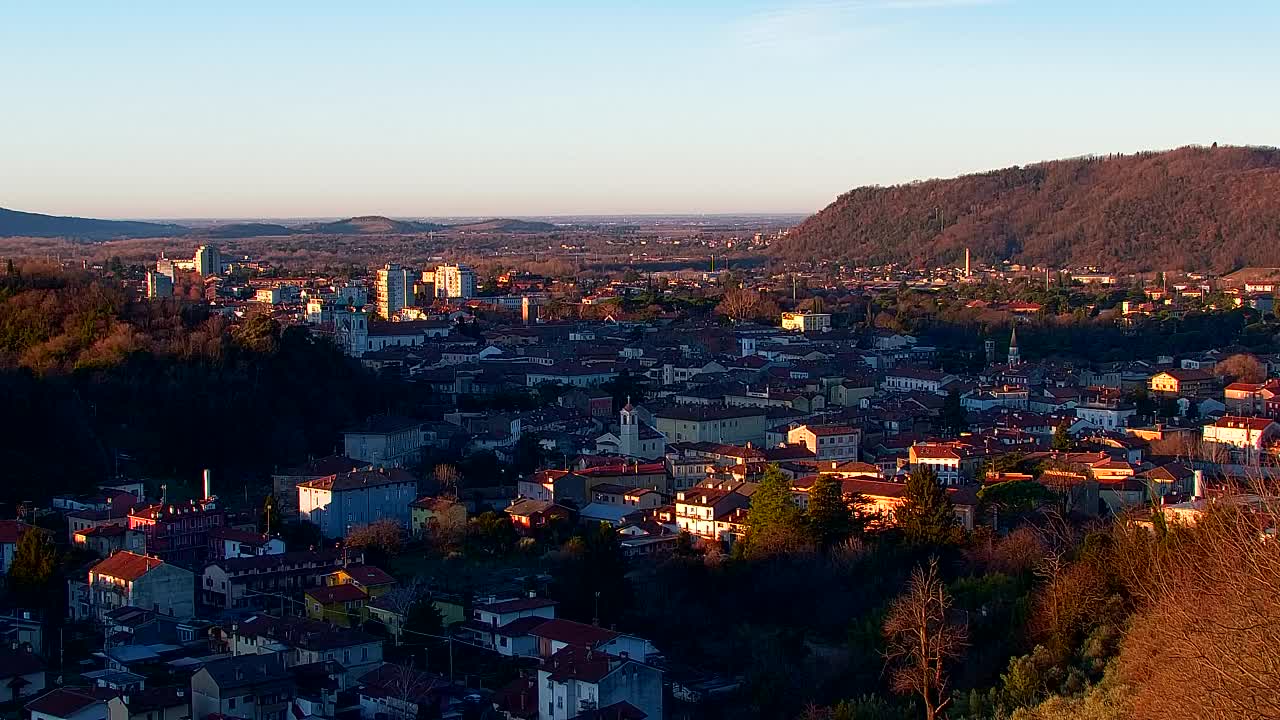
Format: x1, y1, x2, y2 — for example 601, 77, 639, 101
618, 399, 639, 458
1008, 326, 1021, 367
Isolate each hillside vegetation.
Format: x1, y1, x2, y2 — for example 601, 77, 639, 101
775, 145, 1280, 273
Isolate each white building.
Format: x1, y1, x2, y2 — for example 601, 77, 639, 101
1202, 416, 1280, 463
343, 415, 424, 466
155, 255, 176, 281
595, 404, 667, 460
297, 468, 417, 538
194, 245, 221, 276
537, 646, 663, 720
333, 307, 370, 357
375, 264, 413, 319
1075, 401, 1137, 430
882, 369, 956, 394
780, 312, 832, 333
433, 264, 476, 299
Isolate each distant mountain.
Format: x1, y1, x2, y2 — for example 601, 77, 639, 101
299, 215, 450, 235
0, 207, 187, 240
773, 145, 1280, 273
196, 223, 296, 239
448, 218, 558, 233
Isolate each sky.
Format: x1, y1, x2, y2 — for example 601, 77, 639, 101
2, 1, 1278, 219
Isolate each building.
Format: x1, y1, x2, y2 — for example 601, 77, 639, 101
194, 245, 221, 276
780, 312, 832, 333
907, 444, 965, 486
674, 487, 750, 544
272, 456, 364, 517
127, 500, 225, 567
333, 306, 370, 356
82, 552, 194, 622
229, 614, 383, 688
201, 550, 342, 610
105, 687, 189, 720
787, 425, 860, 461
155, 255, 175, 281
145, 272, 173, 299
536, 642, 662, 720
375, 264, 413, 319
297, 468, 417, 538
190, 654, 295, 720
343, 415, 424, 466
882, 369, 956, 394
433, 264, 477, 299
1202, 416, 1280, 463
0, 648, 46, 704
595, 404, 667, 460
1075, 400, 1138, 430
409, 497, 467, 538
305, 584, 368, 627
0, 521, 35, 575
1149, 368, 1216, 398
653, 405, 768, 446
26, 686, 116, 720
206, 527, 285, 561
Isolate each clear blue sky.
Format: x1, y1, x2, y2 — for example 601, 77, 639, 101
2, 1, 1277, 219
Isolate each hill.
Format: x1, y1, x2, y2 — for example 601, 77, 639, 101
196, 222, 296, 239
0, 207, 187, 240
449, 218, 558, 233
774, 146, 1280, 273
299, 216, 449, 235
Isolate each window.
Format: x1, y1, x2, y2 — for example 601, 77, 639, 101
228, 699, 237, 710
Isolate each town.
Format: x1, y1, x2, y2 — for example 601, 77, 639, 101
1, 231, 1278, 720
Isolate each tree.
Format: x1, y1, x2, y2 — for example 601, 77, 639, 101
883, 559, 968, 720
1213, 352, 1266, 383
1051, 423, 1074, 451
464, 511, 518, 557
8, 528, 56, 604
897, 467, 962, 546
403, 595, 445, 640
432, 464, 461, 497
743, 464, 809, 557
261, 493, 281, 534
346, 519, 402, 567
715, 288, 779, 324
939, 390, 967, 437
807, 474, 856, 548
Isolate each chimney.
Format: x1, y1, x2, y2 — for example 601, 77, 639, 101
203, 469, 213, 501
1193, 469, 1205, 501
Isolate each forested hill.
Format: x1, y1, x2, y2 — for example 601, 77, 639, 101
774, 145, 1280, 273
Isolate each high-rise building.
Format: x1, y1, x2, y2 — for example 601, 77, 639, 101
433, 264, 476, 299
156, 253, 175, 281
194, 245, 222, 276
376, 263, 413, 319
146, 271, 174, 299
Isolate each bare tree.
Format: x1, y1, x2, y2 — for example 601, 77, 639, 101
432, 464, 461, 497
883, 558, 968, 720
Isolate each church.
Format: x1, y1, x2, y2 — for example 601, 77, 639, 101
595, 401, 668, 460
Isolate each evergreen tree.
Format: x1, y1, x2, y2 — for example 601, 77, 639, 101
1051, 423, 1074, 451
940, 389, 967, 437
806, 474, 855, 548
744, 464, 809, 557
8, 529, 56, 605
261, 493, 281, 534
897, 467, 961, 546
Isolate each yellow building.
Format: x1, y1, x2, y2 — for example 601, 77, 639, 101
409, 497, 468, 538
325, 565, 398, 599
305, 584, 368, 627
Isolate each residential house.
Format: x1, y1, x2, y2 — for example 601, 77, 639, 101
26, 687, 117, 720
1149, 369, 1216, 398
673, 487, 750, 545
82, 552, 194, 622
190, 654, 294, 720
537, 646, 662, 720
343, 416, 424, 467
787, 425, 860, 461
652, 406, 768, 447
297, 468, 417, 538
1202, 416, 1280, 463
201, 551, 342, 611
304, 585, 367, 627
127, 501, 226, 568
207, 528, 284, 561
230, 615, 383, 689
105, 687, 189, 720
882, 369, 956, 394
271, 456, 364, 516
506, 500, 574, 532
0, 521, 34, 574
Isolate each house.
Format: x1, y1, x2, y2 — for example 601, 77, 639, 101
305, 584, 368, 627
537, 645, 662, 720
355, 663, 466, 720
342, 415, 424, 467
1074, 400, 1137, 431
882, 369, 956, 394
409, 497, 467, 538
325, 565, 397, 598
458, 597, 558, 656
0, 648, 46, 704
207, 528, 284, 561
73, 524, 145, 559
1202, 416, 1280, 463
1149, 369, 1216, 398
82, 552, 194, 622
595, 405, 667, 461
229, 615, 383, 688
506, 500, 574, 532
105, 687, 188, 720
201, 551, 342, 611
780, 312, 832, 333
1223, 381, 1279, 415
297, 468, 417, 538
787, 425, 860, 461
26, 686, 117, 720
190, 654, 295, 720
673, 488, 750, 545
808, 478, 978, 532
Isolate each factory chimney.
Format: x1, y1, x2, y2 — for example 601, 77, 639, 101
203, 468, 213, 501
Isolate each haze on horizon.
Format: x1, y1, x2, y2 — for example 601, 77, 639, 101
3, 0, 1277, 220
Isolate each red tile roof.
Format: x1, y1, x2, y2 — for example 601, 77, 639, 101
529, 619, 619, 648
91, 551, 164, 581
306, 584, 368, 604
25, 687, 117, 717
0, 521, 33, 545
339, 565, 397, 587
